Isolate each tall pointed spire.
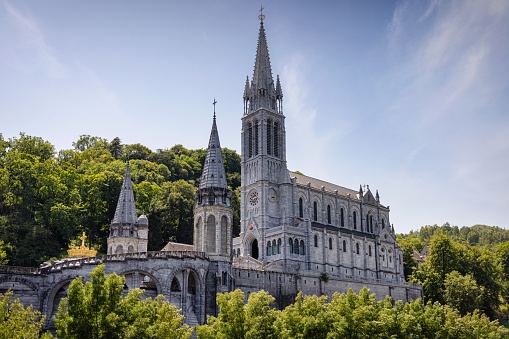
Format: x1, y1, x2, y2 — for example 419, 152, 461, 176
112, 163, 138, 224
252, 20, 275, 94
199, 103, 228, 189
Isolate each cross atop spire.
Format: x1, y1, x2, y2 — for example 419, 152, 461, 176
258, 5, 265, 21
213, 98, 217, 119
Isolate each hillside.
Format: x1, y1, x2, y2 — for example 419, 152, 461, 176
0, 133, 241, 267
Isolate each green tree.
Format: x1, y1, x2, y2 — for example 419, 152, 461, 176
0, 240, 8, 264
8, 133, 55, 162
72, 135, 109, 152
108, 137, 123, 160
497, 241, 509, 281
0, 291, 53, 338
275, 292, 330, 339
444, 271, 480, 315
54, 265, 192, 339
124, 143, 153, 161
197, 289, 277, 339
397, 237, 417, 281
428, 234, 459, 282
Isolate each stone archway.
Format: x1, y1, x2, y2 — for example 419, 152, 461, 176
167, 267, 203, 325
251, 239, 259, 259
121, 270, 161, 299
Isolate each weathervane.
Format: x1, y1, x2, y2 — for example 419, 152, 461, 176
259, 5, 265, 21
213, 98, 217, 119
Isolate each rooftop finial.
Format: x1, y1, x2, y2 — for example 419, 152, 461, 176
213, 98, 217, 119
258, 5, 265, 21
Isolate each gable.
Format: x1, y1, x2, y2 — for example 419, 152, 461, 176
362, 190, 377, 205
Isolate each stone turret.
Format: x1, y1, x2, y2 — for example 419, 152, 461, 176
194, 107, 233, 260
107, 163, 148, 255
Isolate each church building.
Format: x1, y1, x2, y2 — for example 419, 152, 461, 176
231, 17, 404, 285
0, 14, 421, 330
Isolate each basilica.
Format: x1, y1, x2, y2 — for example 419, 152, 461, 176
0, 16, 421, 329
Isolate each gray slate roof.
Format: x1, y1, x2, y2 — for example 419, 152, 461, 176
289, 171, 360, 200
112, 164, 138, 224
199, 117, 228, 189
289, 171, 387, 208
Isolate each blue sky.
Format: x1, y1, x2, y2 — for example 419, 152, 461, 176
1, 0, 508, 233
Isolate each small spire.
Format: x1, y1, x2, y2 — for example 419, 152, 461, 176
359, 184, 363, 195
213, 98, 217, 119
276, 74, 282, 98
199, 108, 228, 190
244, 76, 250, 99
112, 164, 138, 224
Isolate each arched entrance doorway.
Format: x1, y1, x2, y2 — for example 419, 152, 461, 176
251, 239, 259, 259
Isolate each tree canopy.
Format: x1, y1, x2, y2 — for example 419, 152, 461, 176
197, 288, 509, 339
0, 133, 241, 266
54, 265, 193, 339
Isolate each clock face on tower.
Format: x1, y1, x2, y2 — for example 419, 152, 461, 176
249, 191, 259, 206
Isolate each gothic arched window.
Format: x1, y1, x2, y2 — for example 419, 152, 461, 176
382, 219, 385, 229
369, 245, 372, 256
274, 121, 279, 158
277, 238, 281, 254
267, 241, 271, 256
343, 240, 347, 252
254, 120, 259, 155
340, 208, 344, 226
314, 234, 318, 247
299, 198, 303, 218
313, 201, 318, 221
289, 238, 293, 253
370, 215, 373, 233
356, 242, 360, 254
353, 211, 357, 229
327, 205, 331, 224
272, 239, 276, 255
329, 237, 333, 250
294, 239, 299, 254
300, 240, 305, 255
248, 122, 253, 158
267, 119, 272, 155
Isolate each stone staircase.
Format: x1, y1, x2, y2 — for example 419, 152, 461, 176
185, 311, 199, 328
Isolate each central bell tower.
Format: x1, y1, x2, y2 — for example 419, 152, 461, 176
239, 15, 292, 261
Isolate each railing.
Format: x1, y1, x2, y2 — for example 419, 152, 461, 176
318, 272, 420, 288
0, 265, 41, 275
0, 251, 209, 276
105, 251, 207, 261
40, 256, 105, 274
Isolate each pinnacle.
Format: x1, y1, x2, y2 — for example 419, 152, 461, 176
112, 164, 138, 224
199, 114, 228, 190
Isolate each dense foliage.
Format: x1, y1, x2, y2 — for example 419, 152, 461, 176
0, 133, 241, 266
0, 291, 52, 339
54, 265, 193, 339
399, 223, 509, 251
398, 224, 509, 321
197, 288, 509, 339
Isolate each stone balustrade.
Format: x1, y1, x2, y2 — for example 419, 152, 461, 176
0, 251, 209, 276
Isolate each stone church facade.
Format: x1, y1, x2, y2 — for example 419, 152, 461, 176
0, 17, 421, 330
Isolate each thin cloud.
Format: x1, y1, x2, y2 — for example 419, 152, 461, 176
282, 53, 337, 173
4, 1, 66, 78
384, 0, 509, 224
